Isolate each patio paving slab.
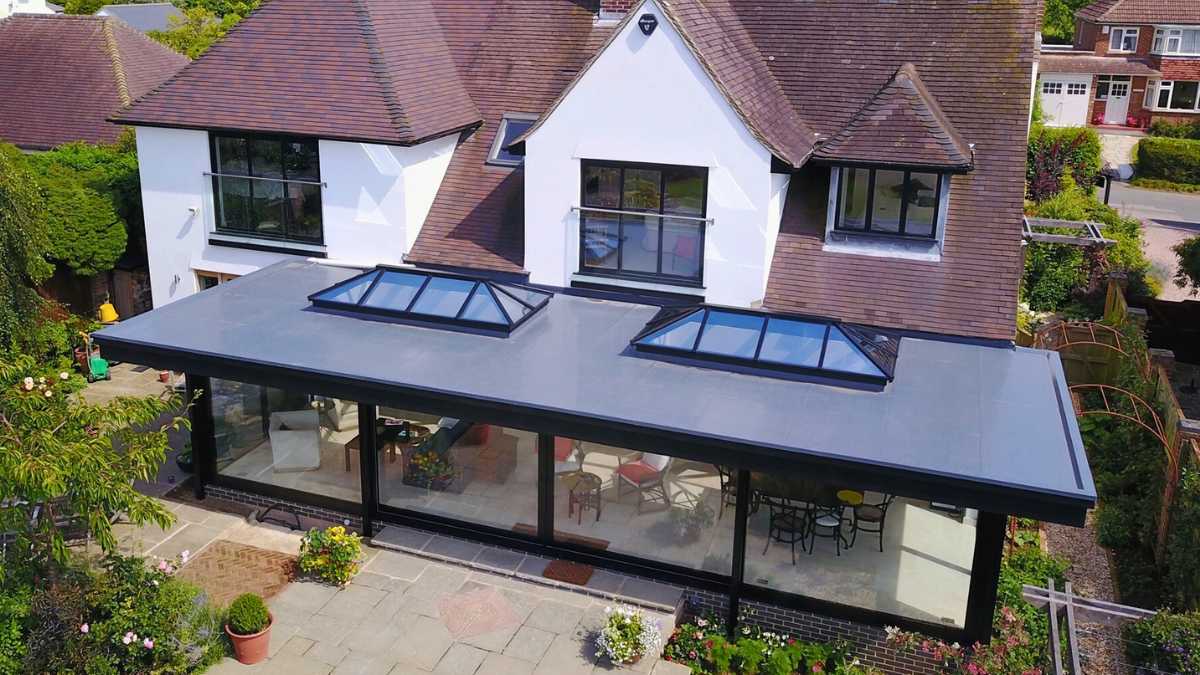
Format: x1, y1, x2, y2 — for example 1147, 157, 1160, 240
433, 643, 488, 674
479, 652, 537, 675
502, 625, 556, 663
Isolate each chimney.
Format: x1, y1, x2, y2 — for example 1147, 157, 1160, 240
598, 0, 636, 21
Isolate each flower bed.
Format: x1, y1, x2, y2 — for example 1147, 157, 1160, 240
662, 615, 879, 674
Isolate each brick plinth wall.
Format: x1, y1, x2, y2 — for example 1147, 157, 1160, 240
683, 590, 939, 674
203, 484, 363, 532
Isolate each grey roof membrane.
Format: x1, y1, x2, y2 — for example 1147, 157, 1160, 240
97, 3, 182, 32
95, 260, 1095, 522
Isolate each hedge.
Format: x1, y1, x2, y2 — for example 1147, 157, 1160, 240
1148, 118, 1200, 140
1027, 126, 1102, 202
1136, 136, 1200, 186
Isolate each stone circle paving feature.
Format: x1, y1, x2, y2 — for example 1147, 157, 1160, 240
438, 585, 523, 639
176, 539, 295, 606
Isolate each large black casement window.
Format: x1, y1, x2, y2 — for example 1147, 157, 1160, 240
579, 160, 708, 284
210, 134, 323, 245
835, 167, 943, 238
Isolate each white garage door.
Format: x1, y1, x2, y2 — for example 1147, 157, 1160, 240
1041, 74, 1092, 127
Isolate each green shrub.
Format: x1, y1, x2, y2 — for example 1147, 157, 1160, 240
1027, 126, 1103, 201
1125, 610, 1200, 674
1131, 177, 1200, 193
1136, 137, 1200, 186
0, 580, 31, 673
1173, 235, 1200, 297
663, 616, 875, 674
298, 525, 362, 586
1148, 118, 1200, 140
996, 543, 1069, 667
227, 593, 270, 636
1166, 468, 1200, 609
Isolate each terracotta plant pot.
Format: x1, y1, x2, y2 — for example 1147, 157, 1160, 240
225, 613, 273, 665
158, 370, 171, 383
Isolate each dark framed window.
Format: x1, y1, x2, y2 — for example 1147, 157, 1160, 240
579, 160, 708, 285
834, 167, 943, 239
209, 134, 323, 245
488, 114, 536, 167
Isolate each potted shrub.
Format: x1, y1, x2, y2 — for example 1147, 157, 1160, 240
402, 449, 456, 491
298, 525, 363, 586
175, 443, 194, 474
594, 604, 662, 666
225, 593, 272, 665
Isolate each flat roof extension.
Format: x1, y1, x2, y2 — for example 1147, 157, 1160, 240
94, 261, 1095, 525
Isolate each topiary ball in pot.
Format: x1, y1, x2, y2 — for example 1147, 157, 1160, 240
225, 593, 273, 664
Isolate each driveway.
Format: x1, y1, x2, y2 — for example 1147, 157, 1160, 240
1107, 181, 1200, 301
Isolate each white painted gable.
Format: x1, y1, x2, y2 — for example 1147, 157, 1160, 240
522, 0, 788, 306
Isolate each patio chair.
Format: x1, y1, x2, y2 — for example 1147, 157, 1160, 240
615, 452, 672, 513
809, 502, 852, 557
716, 465, 750, 520
553, 437, 584, 475
760, 495, 808, 564
850, 495, 896, 552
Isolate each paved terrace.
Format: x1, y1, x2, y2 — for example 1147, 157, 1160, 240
115, 498, 687, 675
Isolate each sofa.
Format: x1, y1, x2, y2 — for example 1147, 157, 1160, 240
268, 410, 322, 472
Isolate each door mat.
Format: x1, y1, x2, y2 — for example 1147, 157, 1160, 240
511, 523, 610, 550
176, 540, 296, 607
542, 559, 594, 586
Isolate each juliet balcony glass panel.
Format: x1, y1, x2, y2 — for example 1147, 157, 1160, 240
631, 306, 897, 383
310, 267, 551, 335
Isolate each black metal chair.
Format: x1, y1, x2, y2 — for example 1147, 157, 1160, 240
716, 465, 741, 520
809, 502, 852, 556
761, 496, 809, 564
850, 495, 896, 552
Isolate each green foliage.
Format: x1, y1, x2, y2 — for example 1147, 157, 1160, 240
1021, 178, 1157, 312
1166, 468, 1200, 608
0, 144, 53, 352
1027, 126, 1102, 201
887, 607, 1042, 675
1173, 235, 1200, 296
1042, 0, 1092, 44
663, 617, 877, 674
1148, 118, 1200, 140
297, 525, 362, 586
0, 354, 186, 570
227, 593, 270, 636
10, 301, 98, 370
63, 0, 106, 13
1130, 177, 1200, 193
1136, 137, 1200, 186
1125, 610, 1200, 674
996, 542, 1069, 665
0, 579, 31, 672
148, 0, 261, 58
21, 553, 227, 673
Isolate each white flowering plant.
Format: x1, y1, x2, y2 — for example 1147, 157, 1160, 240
595, 604, 663, 665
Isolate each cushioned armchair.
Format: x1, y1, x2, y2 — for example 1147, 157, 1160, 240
615, 452, 672, 513
268, 410, 322, 472
553, 437, 584, 475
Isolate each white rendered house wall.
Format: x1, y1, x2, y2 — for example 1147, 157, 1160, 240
1, 0, 54, 18
522, 0, 787, 306
134, 126, 455, 307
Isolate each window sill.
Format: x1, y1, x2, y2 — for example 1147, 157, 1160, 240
208, 233, 327, 258
570, 273, 706, 297
822, 231, 942, 262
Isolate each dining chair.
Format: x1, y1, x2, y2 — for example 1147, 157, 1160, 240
615, 452, 672, 513
809, 502, 852, 556
716, 465, 739, 520
760, 495, 809, 564
850, 494, 896, 552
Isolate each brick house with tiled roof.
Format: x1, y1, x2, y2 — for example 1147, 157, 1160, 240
0, 13, 187, 150
1038, 0, 1200, 128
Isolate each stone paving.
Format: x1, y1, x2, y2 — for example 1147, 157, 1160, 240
112, 497, 688, 675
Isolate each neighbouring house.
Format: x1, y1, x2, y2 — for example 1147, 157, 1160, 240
0, 14, 188, 318
0, 0, 54, 19
94, 0, 1095, 663
1038, 0, 1200, 128
96, 2, 183, 33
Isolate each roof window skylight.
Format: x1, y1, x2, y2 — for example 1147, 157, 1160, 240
631, 306, 899, 383
309, 266, 551, 335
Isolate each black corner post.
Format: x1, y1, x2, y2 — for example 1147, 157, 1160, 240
184, 374, 214, 500
963, 511, 1007, 644
536, 434, 555, 545
358, 403, 379, 538
726, 468, 751, 638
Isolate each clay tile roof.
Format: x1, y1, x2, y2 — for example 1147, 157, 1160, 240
0, 14, 187, 150
1039, 51, 1162, 77
113, 0, 482, 145
1077, 0, 1200, 24
813, 63, 973, 172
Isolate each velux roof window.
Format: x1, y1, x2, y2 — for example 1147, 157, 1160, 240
309, 266, 551, 335
631, 306, 899, 384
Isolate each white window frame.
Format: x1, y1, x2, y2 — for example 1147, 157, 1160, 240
1042, 81, 1063, 95
1067, 82, 1088, 96
1109, 26, 1139, 53
487, 113, 538, 167
1151, 80, 1200, 112
1153, 26, 1200, 56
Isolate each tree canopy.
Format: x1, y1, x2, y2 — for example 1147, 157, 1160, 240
1174, 236, 1200, 296
148, 0, 260, 58
24, 163, 126, 277
0, 146, 53, 352
1043, 0, 1093, 44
